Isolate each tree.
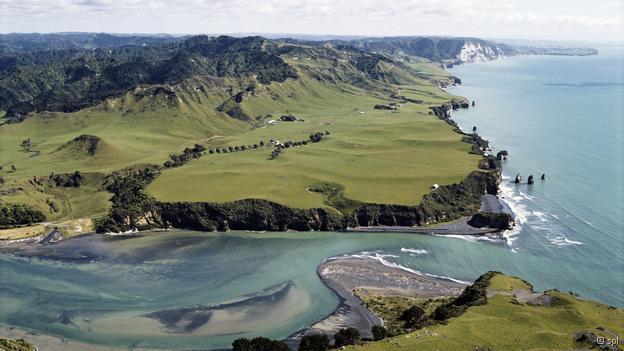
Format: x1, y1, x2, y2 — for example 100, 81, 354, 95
371, 326, 388, 341
432, 304, 456, 321
209, 149, 215, 154
234, 146, 240, 151
400, 305, 426, 328
299, 333, 329, 351
259, 141, 265, 146
334, 327, 360, 347
0, 203, 46, 228
232, 338, 252, 351
228, 146, 234, 152
10, 164, 16, 172
0, 177, 4, 186
253, 144, 259, 149
244, 337, 289, 351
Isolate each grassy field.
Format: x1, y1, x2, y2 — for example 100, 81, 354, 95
1, 55, 479, 220
147, 65, 479, 209
351, 274, 624, 351
0, 85, 248, 219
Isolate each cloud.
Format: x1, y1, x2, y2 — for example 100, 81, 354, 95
1, 0, 621, 41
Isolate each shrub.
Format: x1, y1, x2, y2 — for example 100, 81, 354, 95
371, 325, 388, 341
432, 305, 453, 321
334, 327, 360, 347
400, 306, 426, 329
299, 333, 329, 351
233, 337, 290, 351
232, 338, 252, 351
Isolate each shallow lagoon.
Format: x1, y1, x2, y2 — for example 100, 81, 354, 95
1, 227, 622, 349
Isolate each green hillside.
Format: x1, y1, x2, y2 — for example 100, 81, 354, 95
351, 273, 624, 351
0, 35, 486, 234
147, 76, 478, 209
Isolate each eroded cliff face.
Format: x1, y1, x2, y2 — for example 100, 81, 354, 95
457, 40, 505, 63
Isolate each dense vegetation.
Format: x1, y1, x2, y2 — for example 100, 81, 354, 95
94, 166, 160, 232
0, 35, 298, 119
0, 203, 46, 228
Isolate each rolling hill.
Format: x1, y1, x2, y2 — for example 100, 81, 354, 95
0, 34, 493, 235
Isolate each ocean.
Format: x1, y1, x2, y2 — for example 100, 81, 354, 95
0, 47, 622, 349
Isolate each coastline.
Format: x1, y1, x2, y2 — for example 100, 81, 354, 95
286, 256, 466, 348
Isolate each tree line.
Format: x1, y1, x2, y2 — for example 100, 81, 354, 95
164, 130, 330, 166
0, 203, 46, 229
232, 326, 371, 351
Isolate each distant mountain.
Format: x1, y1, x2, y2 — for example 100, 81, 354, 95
0, 36, 299, 119
0, 33, 598, 120
329, 37, 514, 63
283, 36, 597, 64
0, 32, 183, 52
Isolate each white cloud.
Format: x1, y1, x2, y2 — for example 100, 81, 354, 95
1, 0, 621, 41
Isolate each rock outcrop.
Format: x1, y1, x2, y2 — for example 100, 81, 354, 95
467, 212, 514, 230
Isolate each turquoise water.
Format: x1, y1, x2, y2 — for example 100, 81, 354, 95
447, 45, 623, 302
0, 48, 622, 349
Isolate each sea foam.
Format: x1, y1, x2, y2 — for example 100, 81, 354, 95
334, 251, 471, 285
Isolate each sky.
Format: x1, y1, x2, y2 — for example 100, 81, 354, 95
1, 0, 622, 43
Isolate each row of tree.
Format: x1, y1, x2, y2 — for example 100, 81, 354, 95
232, 326, 389, 351
163, 130, 331, 165
268, 131, 330, 160
164, 144, 206, 168
208, 141, 265, 155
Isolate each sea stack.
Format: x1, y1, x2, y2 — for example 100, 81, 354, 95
515, 174, 522, 184
541, 173, 546, 180
472, 100, 475, 107
528, 175, 534, 184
